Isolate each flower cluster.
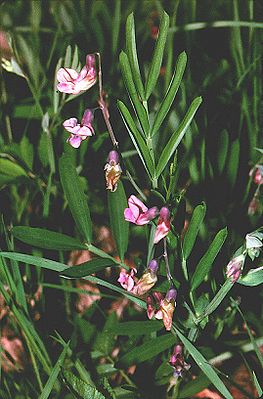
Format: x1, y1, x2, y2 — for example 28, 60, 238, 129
118, 259, 159, 296
57, 54, 97, 148
124, 195, 171, 244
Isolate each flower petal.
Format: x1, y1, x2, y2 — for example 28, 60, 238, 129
57, 67, 79, 82
67, 135, 83, 148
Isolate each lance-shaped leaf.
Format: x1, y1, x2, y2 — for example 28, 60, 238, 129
61, 258, 115, 278
117, 100, 154, 177
12, 227, 86, 250
39, 343, 69, 399
217, 129, 229, 174
191, 227, 228, 291
119, 51, 149, 134
108, 181, 129, 262
173, 326, 233, 399
151, 51, 187, 137
226, 138, 240, 188
196, 280, 233, 322
117, 334, 176, 367
0, 252, 68, 272
145, 10, 169, 100
59, 154, 92, 243
126, 12, 145, 99
183, 202, 206, 260
155, 97, 202, 178
63, 370, 105, 399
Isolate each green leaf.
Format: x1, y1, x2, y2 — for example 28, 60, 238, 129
178, 373, 210, 398
197, 279, 233, 321
108, 181, 129, 262
108, 320, 163, 336
182, 202, 206, 260
117, 100, 154, 177
252, 371, 263, 397
155, 97, 202, 178
0, 158, 27, 178
173, 327, 233, 399
118, 334, 176, 367
237, 266, 263, 286
217, 130, 229, 174
39, 343, 69, 399
0, 252, 68, 272
20, 136, 34, 169
191, 227, 228, 291
126, 13, 145, 99
63, 370, 105, 399
61, 258, 116, 278
119, 51, 149, 134
59, 154, 92, 243
151, 51, 187, 137
226, 139, 240, 188
145, 10, 170, 100
12, 226, 86, 250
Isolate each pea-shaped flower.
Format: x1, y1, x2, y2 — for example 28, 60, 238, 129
124, 195, 158, 226
63, 109, 94, 148
154, 207, 171, 244
57, 54, 96, 95
104, 150, 122, 192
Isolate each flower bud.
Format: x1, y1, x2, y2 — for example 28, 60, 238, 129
104, 150, 122, 192
226, 254, 245, 283
248, 196, 260, 216
160, 207, 170, 221
165, 287, 177, 302
148, 259, 158, 274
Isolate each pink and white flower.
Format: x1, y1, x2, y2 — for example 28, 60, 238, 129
154, 207, 171, 244
63, 109, 94, 148
57, 54, 96, 95
118, 268, 137, 292
124, 195, 158, 226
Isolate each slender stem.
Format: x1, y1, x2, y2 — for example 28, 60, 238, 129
96, 52, 119, 148
163, 238, 172, 284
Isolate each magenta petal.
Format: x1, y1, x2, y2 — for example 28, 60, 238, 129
57, 82, 76, 93
124, 208, 136, 223
129, 195, 148, 213
154, 221, 170, 244
86, 54, 96, 69
67, 135, 83, 148
81, 109, 94, 125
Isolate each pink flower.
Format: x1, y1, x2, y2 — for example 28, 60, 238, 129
118, 268, 137, 291
124, 195, 158, 226
57, 54, 96, 94
226, 254, 245, 283
63, 109, 94, 148
250, 165, 263, 185
154, 207, 171, 244
169, 344, 190, 378
147, 288, 177, 331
